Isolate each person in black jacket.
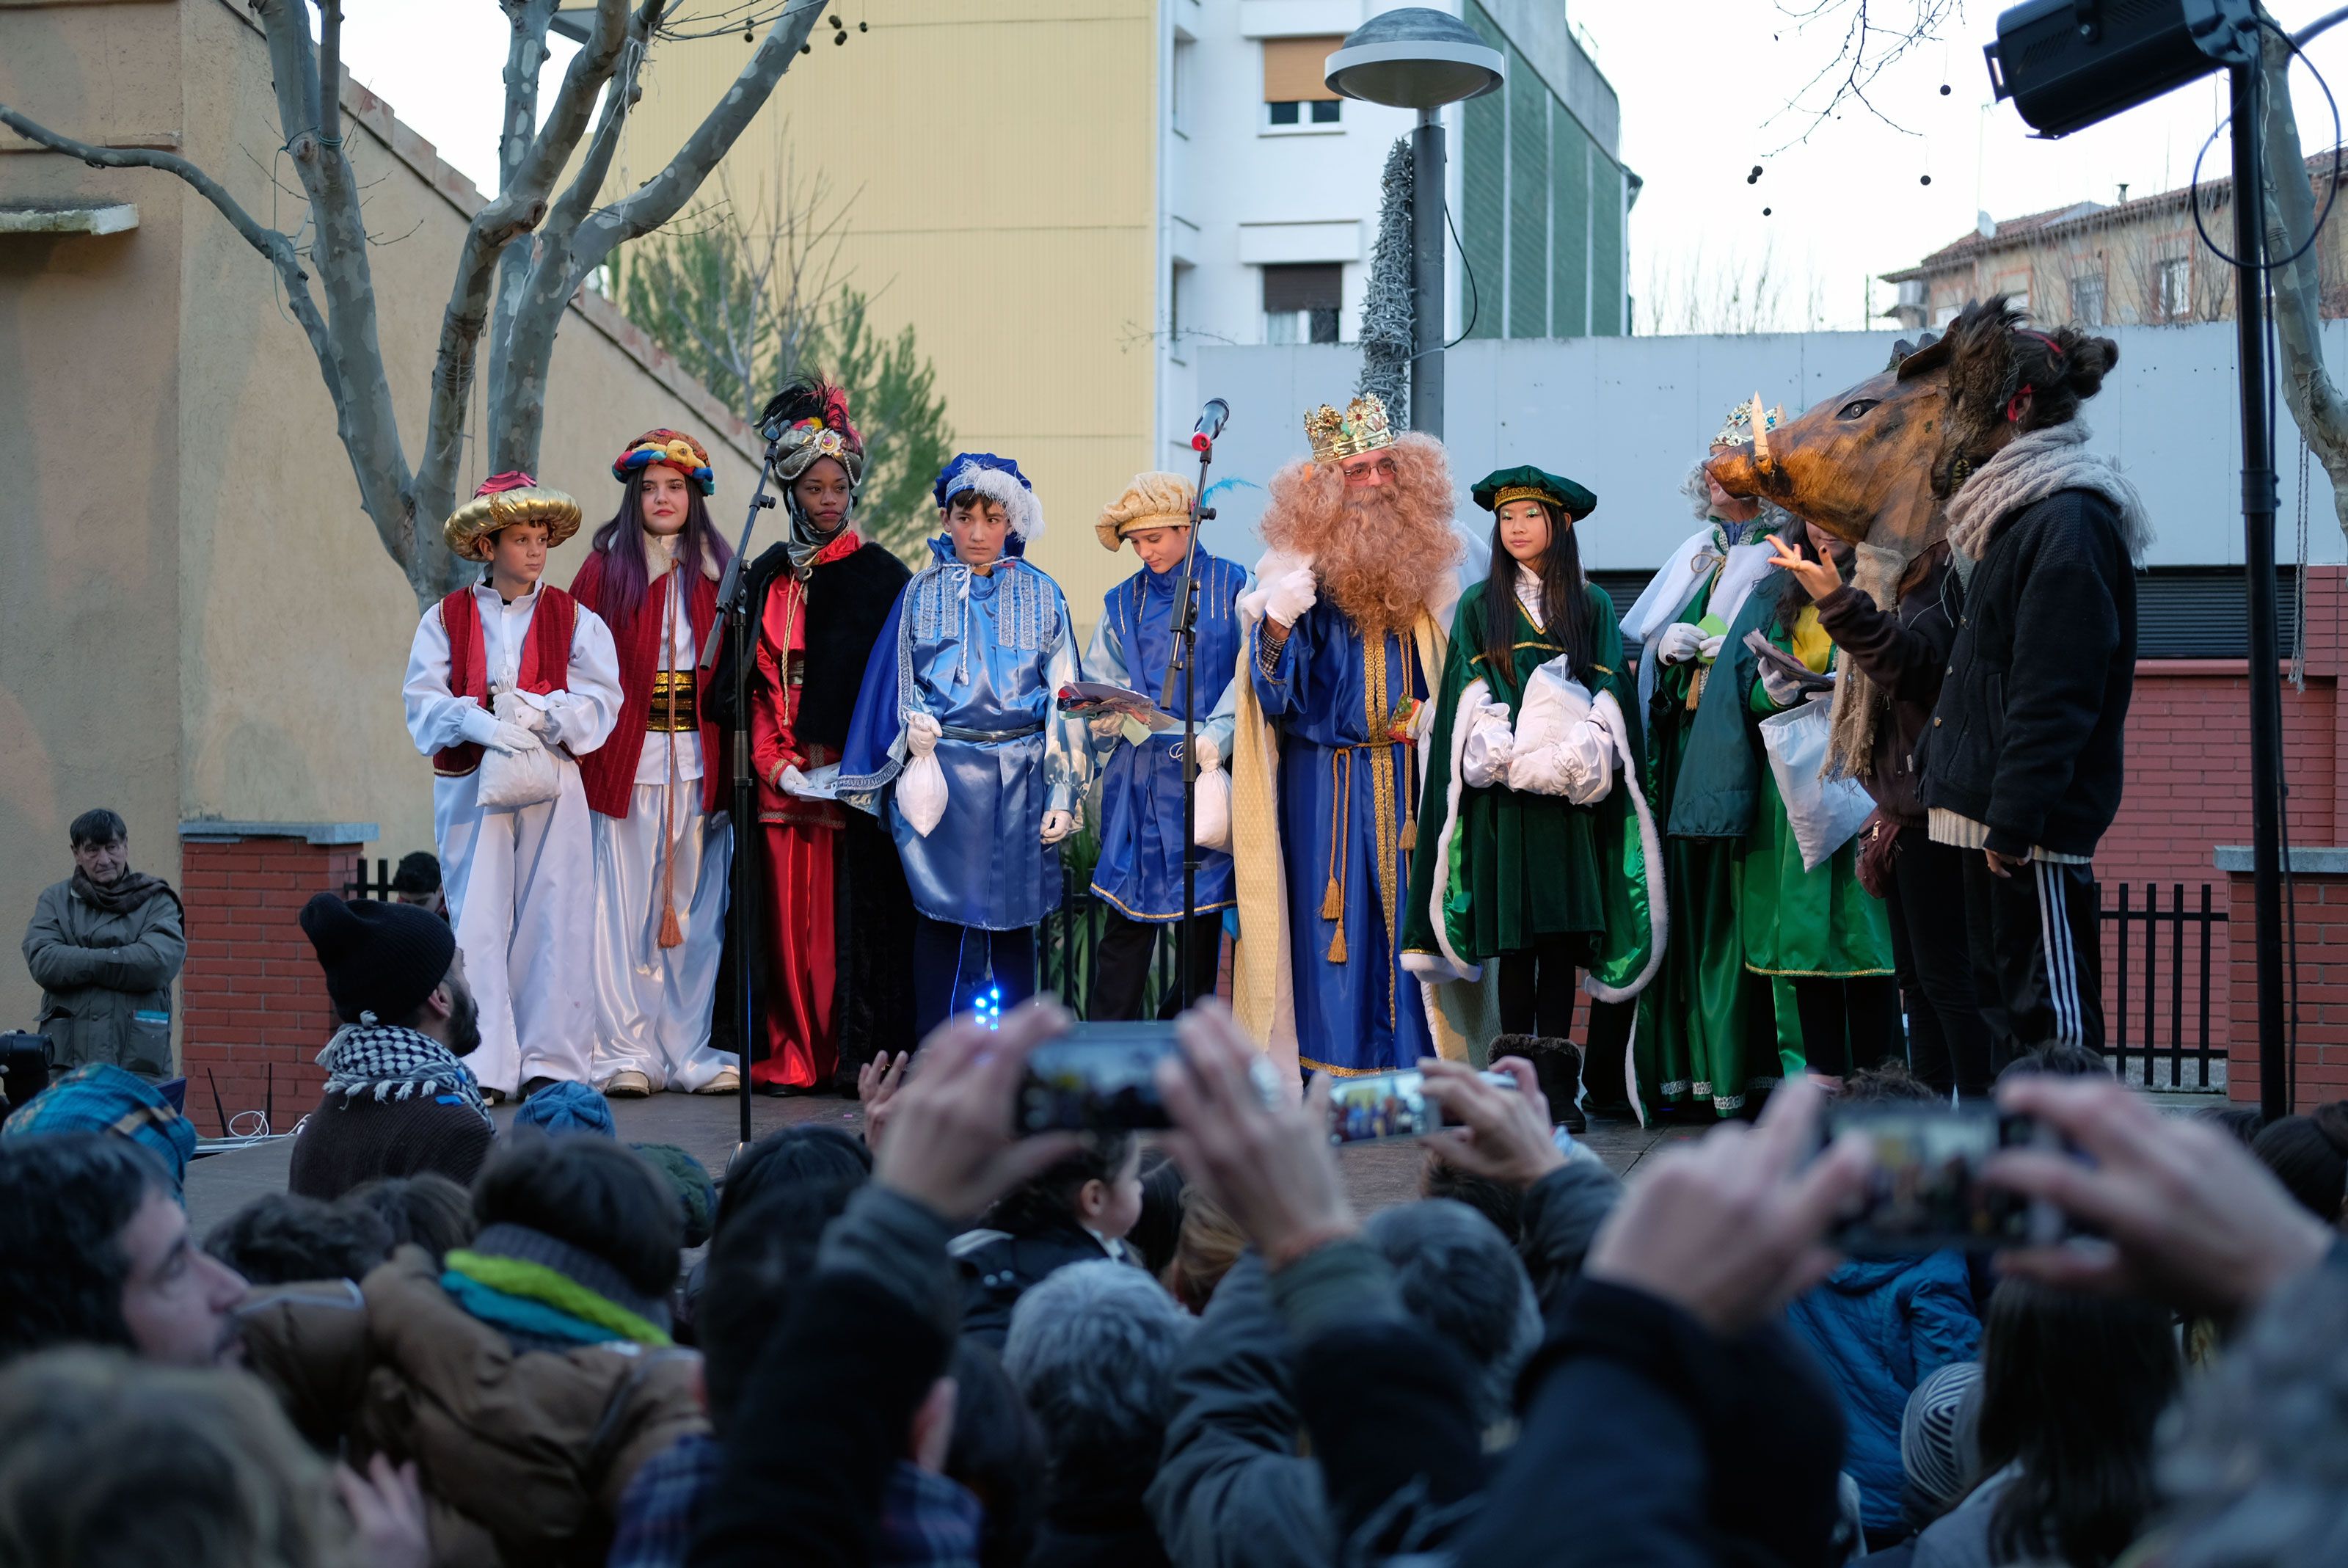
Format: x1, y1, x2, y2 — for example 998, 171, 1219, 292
1783, 536, 1991, 1098
953, 1132, 1146, 1346
1915, 299, 2147, 1068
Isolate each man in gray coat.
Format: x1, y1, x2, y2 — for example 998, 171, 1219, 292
21, 809, 185, 1077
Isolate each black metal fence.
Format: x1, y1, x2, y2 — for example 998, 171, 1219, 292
1036, 853, 1182, 1021
2102, 883, 2226, 1091
343, 857, 401, 900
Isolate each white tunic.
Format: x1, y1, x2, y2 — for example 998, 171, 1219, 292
401, 580, 623, 1094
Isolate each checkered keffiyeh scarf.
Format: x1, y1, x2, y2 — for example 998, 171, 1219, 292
316, 1023, 492, 1128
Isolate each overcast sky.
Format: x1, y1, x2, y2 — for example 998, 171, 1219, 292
338, 2, 2348, 334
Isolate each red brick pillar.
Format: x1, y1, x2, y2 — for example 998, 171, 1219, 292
177, 820, 376, 1135
2220, 847, 2348, 1115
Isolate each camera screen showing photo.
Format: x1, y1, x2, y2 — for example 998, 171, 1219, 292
1829, 1105, 2062, 1254
1017, 1025, 1180, 1134
1326, 1071, 1442, 1145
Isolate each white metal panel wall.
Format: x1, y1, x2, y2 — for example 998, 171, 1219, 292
1191, 324, 2348, 571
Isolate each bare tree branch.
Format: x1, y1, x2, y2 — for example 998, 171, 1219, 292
2259, 26, 2348, 541
420, 0, 638, 564
1763, 0, 1962, 149
491, 0, 825, 469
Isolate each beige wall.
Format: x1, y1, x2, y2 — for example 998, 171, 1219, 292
0, 0, 781, 1037
616, 0, 1162, 624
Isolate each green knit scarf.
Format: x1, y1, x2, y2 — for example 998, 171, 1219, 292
442, 1249, 673, 1347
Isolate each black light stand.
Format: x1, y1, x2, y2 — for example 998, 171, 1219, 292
2230, 62, 2289, 1121
702, 441, 780, 1162
1162, 404, 1226, 1012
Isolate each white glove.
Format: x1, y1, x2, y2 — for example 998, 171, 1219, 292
1040, 809, 1076, 845
1089, 712, 1126, 745
457, 703, 503, 747
775, 765, 815, 798
1759, 661, 1812, 709
1653, 622, 1705, 666
488, 721, 539, 756
1698, 632, 1726, 663
507, 699, 550, 734
905, 712, 942, 759
1189, 732, 1222, 772
1461, 701, 1517, 790
1263, 566, 1319, 628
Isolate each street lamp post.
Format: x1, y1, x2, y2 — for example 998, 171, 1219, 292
1324, 8, 1504, 440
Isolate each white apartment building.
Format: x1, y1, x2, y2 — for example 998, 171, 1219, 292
1153, 0, 1635, 467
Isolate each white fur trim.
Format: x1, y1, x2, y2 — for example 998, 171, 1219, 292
1417, 677, 1489, 983
942, 464, 1046, 539
1580, 687, 1667, 1006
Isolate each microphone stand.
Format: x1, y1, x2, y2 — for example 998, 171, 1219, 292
702, 442, 779, 1164
1160, 436, 1217, 1013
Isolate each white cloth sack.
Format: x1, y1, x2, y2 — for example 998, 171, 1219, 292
475, 690, 561, 810
1760, 696, 1875, 871
898, 751, 948, 837
1507, 659, 1614, 805
1194, 762, 1232, 850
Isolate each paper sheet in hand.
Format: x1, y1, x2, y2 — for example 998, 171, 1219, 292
780, 762, 843, 801
1056, 682, 1177, 732
1742, 631, 1836, 695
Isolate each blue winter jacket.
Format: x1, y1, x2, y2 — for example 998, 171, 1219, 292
1783, 1251, 1980, 1533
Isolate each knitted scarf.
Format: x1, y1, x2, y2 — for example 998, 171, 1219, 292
1946, 421, 2153, 569
314, 1023, 492, 1128
71, 868, 178, 917
441, 1222, 674, 1349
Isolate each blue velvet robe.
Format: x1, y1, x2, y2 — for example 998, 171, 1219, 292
1084, 553, 1249, 922
1249, 602, 1435, 1075
839, 538, 1084, 931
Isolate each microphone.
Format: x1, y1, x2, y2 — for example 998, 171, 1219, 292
1190, 398, 1230, 452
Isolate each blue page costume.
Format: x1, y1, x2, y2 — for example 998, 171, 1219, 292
839, 455, 1084, 1035
1083, 472, 1249, 1018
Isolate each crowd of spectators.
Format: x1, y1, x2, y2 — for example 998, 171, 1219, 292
0, 960, 2344, 1568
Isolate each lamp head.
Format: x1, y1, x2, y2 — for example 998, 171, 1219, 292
1324, 7, 1506, 111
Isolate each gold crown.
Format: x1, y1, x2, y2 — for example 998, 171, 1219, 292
1305, 395, 1396, 464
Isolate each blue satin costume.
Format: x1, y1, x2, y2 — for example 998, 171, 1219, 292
1250, 602, 1435, 1075
1085, 553, 1248, 921
839, 537, 1085, 935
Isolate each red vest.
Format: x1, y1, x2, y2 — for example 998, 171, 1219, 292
431, 584, 579, 778
569, 547, 722, 818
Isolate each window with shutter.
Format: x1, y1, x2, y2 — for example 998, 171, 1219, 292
1263, 36, 1343, 129
1263, 263, 1343, 345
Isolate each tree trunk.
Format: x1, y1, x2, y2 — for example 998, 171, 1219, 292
2259, 31, 2348, 542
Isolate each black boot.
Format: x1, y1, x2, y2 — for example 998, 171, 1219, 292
1501, 1035, 1584, 1134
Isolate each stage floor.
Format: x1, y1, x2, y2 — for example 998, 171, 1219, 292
183, 1090, 1699, 1245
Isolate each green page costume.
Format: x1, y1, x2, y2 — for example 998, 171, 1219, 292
1737, 602, 1895, 1073
1637, 555, 1783, 1118
1403, 581, 1658, 996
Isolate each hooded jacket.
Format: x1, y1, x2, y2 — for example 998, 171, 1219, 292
238, 1247, 705, 1567
1782, 1250, 1981, 1534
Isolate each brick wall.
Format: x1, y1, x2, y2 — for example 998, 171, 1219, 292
2085, 569, 2347, 1062
2225, 869, 2348, 1112
179, 834, 362, 1135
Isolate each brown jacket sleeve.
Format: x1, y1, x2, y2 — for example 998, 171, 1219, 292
234, 1277, 375, 1451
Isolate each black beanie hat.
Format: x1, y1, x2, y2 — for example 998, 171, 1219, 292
299, 892, 458, 1025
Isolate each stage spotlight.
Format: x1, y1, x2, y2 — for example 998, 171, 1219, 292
1983, 0, 2258, 138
